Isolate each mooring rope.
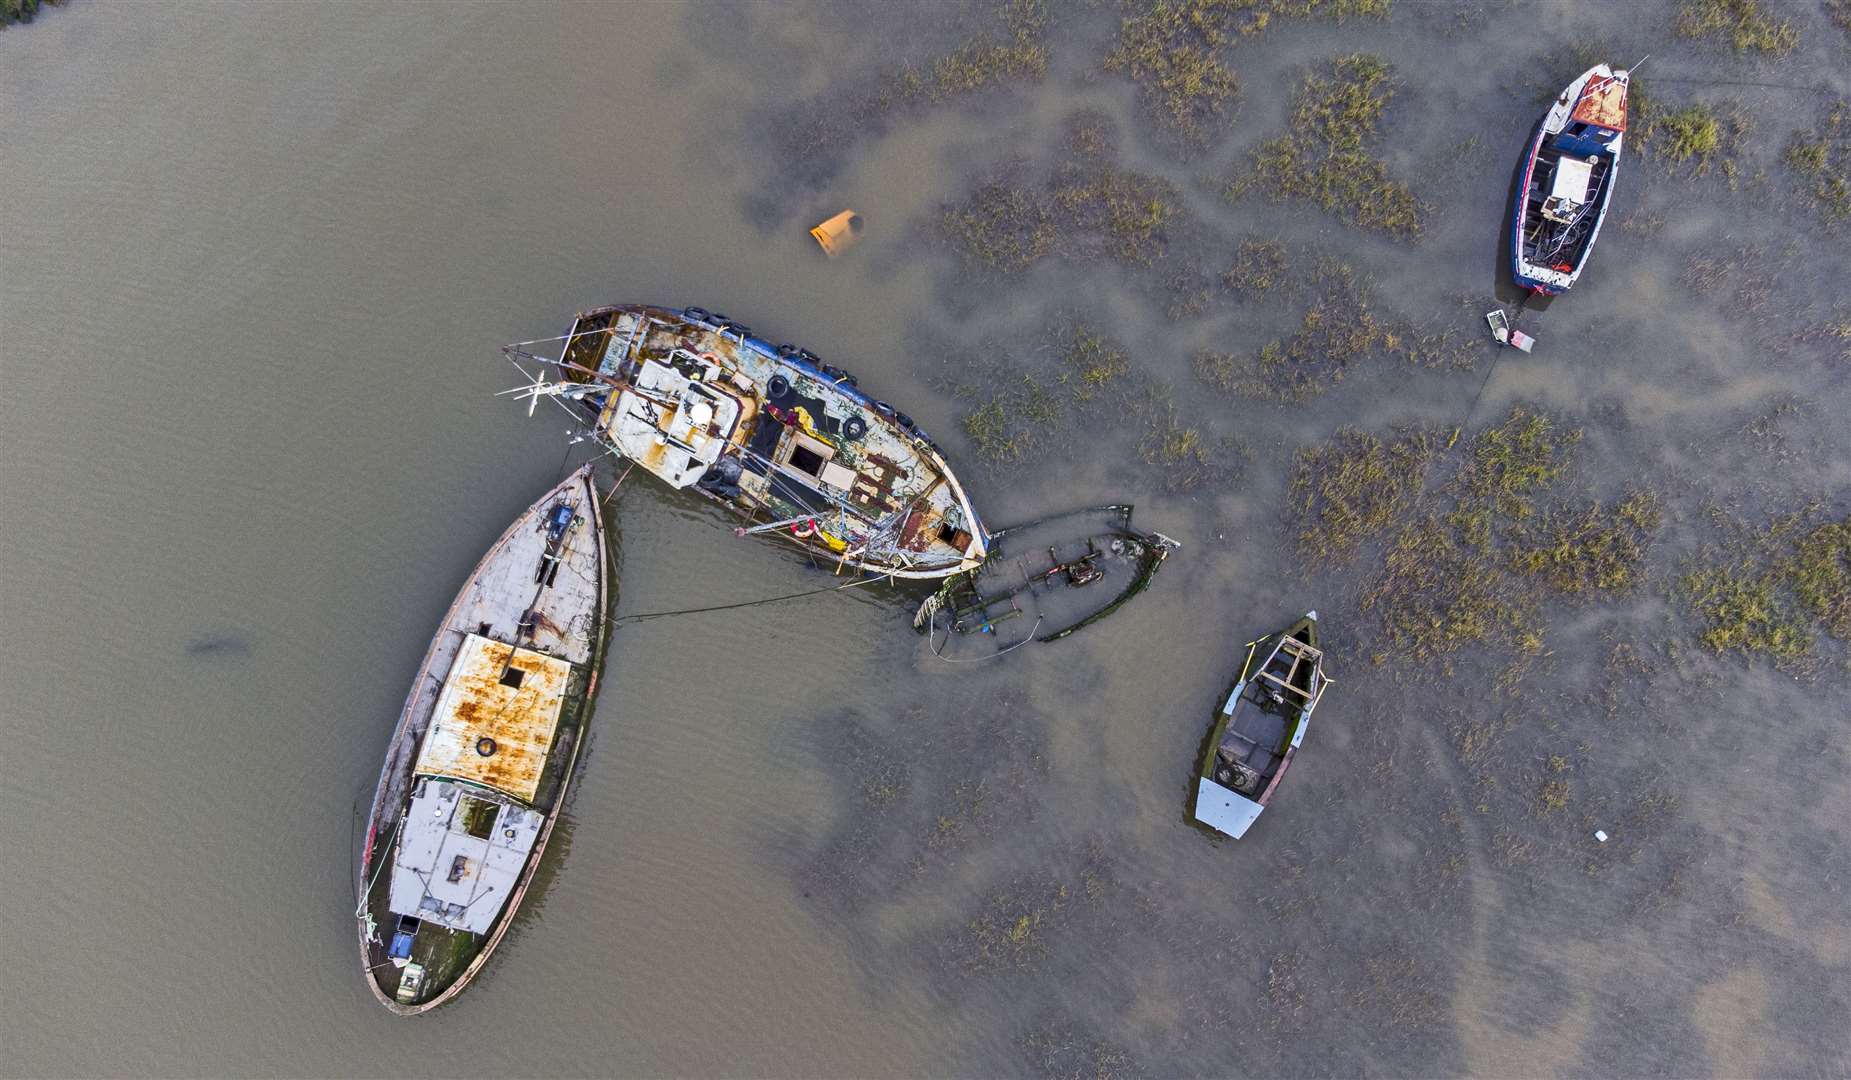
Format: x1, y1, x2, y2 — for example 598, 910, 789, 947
614, 573, 892, 624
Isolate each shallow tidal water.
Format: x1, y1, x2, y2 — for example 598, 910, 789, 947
3, 2, 1848, 1077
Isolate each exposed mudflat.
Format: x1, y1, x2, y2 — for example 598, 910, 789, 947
2, 1, 1846, 1075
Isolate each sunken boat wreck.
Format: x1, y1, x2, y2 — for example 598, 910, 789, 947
913, 504, 1177, 661
1512, 63, 1631, 295
504, 305, 988, 580
355, 465, 612, 1014
1194, 612, 1330, 840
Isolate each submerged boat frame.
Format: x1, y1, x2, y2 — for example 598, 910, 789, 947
1193, 613, 1330, 839
913, 504, 1178, 660
503, 305, 988, 580
354, 465, 613, 1014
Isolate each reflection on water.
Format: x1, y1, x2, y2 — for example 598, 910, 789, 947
3, 1, 1848, 1075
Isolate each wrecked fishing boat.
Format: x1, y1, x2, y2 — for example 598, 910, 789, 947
913, 504, 1177, 661
1512, 63, 1631, 295
355, 465, 612, 1014
1194, 612, 1329, 840
502, 305, 987, 580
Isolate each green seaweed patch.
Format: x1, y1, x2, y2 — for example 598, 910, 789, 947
1831, 0, 1851, 36
1506, 493, 1662, 596
1103, 0, 1390, 147
1680, 511, 1851, 663
1194, 261, 1472, 401
1288, 427, 1441, 562
1674, 0, 1798, 55
1227, 53, 1422, 239
1783, 100, 1850, 225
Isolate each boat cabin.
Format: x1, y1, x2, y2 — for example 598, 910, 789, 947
381, 633, 570, 996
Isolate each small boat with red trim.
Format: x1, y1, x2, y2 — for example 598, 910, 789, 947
1512, 63, 1633, 295
1193, 612, 1330, 839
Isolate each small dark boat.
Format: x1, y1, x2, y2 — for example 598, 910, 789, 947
1511, 63, 1631, 295
355, 465, 613, 1014
913, 504, 1177, 661
1193, 612, 1330, 839
502, 305, 988, 580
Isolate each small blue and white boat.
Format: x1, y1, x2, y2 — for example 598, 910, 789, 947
1511, 64, 1632, 295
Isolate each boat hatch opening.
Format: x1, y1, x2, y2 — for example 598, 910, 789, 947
388, 916, 420, 960
789, 444, 826, 477
458, 796, 500, 840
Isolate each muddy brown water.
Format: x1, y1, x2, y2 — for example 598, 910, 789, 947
3, 2, 1848, 1076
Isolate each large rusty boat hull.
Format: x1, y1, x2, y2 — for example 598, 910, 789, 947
354, 464, 613, 1014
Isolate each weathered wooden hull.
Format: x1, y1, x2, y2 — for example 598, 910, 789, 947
543, 304, 989, 579
354, 465, 613, 1015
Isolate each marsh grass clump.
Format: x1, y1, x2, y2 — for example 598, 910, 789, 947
1289, 427, 1441, 562
940, 112, 1185, 271
953, 320, 1142, 467
928, 0, 1049, 96
1196, 262, 1472, 402
1325, 408, 1651, 667
1050, 114, 1182, 265
1136, 394, 1247, 492
941, 172, 1056, 273
965, 878, 1069, 971
1363, 513, 1542, 664
1060, 327, 1132, 401
1788, 519, 1851, 637
1457, 408, 1579, 521
1103, 0, 1390, 148
1830, 0, 1851, 36
1222, 238, 1289, 295
1674, 0, 1798, 55
1229, 53, 1422, 239
1783, 100, 1850, 224
1507, 492, 1662, 596
1, 0, 63, 26
1680, 512, 1851, 662
1635, 100, 1753, 186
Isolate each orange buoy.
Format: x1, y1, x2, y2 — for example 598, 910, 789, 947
810, 210, 864, 257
